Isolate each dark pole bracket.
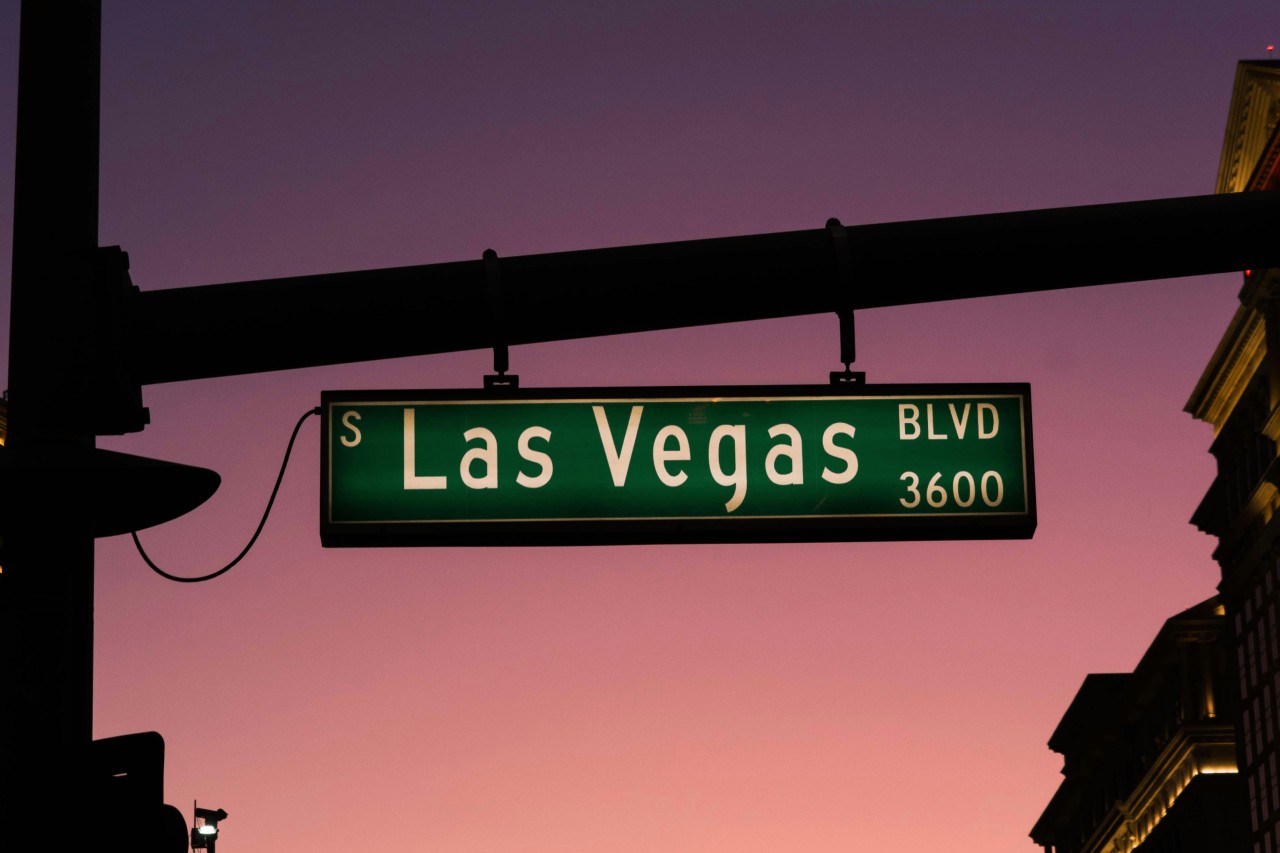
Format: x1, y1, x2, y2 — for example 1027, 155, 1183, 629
482, 248, 519, 390
826, 217, 864, 385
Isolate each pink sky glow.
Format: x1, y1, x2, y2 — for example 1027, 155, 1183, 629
3, 2, 1277, 850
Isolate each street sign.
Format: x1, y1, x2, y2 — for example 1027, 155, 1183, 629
320, 384, 1035, 546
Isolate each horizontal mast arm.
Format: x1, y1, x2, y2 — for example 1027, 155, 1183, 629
134, 191, 1280, 384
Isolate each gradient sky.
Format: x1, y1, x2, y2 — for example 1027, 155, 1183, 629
2, 2, 1277, 850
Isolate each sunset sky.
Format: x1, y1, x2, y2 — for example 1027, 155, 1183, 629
3, 2, 1278, 850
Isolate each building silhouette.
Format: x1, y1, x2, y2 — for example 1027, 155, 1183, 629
1186, 60, 1280, 853
1030, 598, 1245, 853
1032, 60, 1280, 851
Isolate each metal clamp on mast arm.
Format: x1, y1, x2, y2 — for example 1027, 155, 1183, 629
826, 217, 864, 385
482, 248, 519, 389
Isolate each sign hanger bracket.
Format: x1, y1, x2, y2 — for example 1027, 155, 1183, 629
482, 248, 519, 390
826, 218, 864, 385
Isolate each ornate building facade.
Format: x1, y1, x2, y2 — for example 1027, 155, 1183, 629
1032, 59, 1280, 852
1187, 60, 1280, 853
1030, 599, 1244, 853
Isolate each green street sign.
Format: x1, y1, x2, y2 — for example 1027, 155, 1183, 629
320, 384, 1035, 546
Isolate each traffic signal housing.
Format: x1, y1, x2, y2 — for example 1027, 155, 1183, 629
91, 732, 188, 853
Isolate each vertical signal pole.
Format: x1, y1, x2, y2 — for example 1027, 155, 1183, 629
3, 0, 101, 842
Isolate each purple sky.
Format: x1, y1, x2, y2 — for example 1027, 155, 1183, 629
3, 2, 1278, 850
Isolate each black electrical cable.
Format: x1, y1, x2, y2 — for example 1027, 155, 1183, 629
133, 407, 320, 583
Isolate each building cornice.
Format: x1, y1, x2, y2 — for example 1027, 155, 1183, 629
1217, 62, 1280, 195
1185, 305, 1265, 433
1086, 726, 1236, 853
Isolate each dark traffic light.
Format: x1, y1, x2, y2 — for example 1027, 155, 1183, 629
90, 732, 188, 853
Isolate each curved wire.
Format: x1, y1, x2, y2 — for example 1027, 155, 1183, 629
132, 407, 320, 583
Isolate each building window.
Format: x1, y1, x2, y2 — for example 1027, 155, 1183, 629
1271, 601, 1279, 661
1262, 615, 1273, 674
1252, 631, 1261, 690
1274, 671, 1280, 721
1267, 688, 1276, 744
1248, 707, 1257, 764
1258, 697, 1267, 758
1264, 753, 1274, 809
1262, 760, 1271, 823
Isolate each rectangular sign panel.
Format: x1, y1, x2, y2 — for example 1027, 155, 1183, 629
321, 384, 1035, 546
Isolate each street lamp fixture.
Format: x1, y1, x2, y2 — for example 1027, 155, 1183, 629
191, 804, 228, 850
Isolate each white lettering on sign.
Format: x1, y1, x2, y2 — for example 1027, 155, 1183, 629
900, 403, 1000, 440
384, 402, 1003, 512
821, 422, 858, 484
401, 411, 554, 492
899, 404, 920, 440
949, 403, 970, 439
709, 424, 747, 512
516, 426, 553, 489
403, 408, 447, 490
586, 406, 867, 512
594, 405, 643, 487
765, 424, 804, 486
978, 403, 998, 439
653, 425, 690, 487
927, 405, 946, 440
900, 469, 1005, 508
461, 427, 499, 489
340, 410, 362, 447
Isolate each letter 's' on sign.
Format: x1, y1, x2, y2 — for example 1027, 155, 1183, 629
320, 384, 1035, 546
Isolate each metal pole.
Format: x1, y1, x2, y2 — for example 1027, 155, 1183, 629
133, 190, 1280, 384
3, 0, 100, 842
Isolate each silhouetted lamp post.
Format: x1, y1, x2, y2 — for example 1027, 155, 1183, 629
191, 805, 228, 851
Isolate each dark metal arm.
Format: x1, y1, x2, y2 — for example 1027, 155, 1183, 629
135, 191, 1280, 384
